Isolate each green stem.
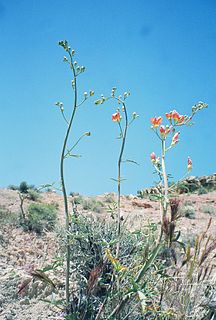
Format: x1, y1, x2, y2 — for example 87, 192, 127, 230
64, 132, 87, 158
60, 51, 77, 310
116, 102, 128, 258
159, 139, 169, 242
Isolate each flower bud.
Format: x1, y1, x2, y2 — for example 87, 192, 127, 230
187, 156, 192, 171
171, 132, 180, 146
150, 152, 156, 163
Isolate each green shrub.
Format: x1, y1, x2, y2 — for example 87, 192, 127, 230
26, 203, 57, 234
27, 189, 41, 201
82, 198, 104, 213
8, 184, 19, 191
19, 181, 29, 193
198, 186, 208, 195
62, 216, 161, 319
73, 195, 84, 205
202, 205, 216, 216
180, 204, 196, 219
0, 206, 18, 225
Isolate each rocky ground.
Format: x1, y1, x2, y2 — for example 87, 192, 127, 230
0, 185, 216, 320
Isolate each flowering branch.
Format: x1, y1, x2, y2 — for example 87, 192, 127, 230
95, 88, 138, 257
150, 102, 207, 242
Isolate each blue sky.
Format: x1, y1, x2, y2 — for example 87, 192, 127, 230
0, 0, 215, 195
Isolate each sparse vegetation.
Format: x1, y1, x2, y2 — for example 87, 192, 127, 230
180, 203, 196, 219
0, 205, 18, 225
82, 197, 105, 213
25, 203, 58, 234
202, 204, 216, 216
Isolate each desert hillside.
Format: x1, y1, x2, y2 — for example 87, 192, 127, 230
0, 178, 216, 320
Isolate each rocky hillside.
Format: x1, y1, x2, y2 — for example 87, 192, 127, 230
0, 178, 216, 319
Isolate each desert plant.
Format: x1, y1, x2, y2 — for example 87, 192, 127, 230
198, 186, 208, 195
202, 205, 216, 216
54, 215, 171, 320
95, 89, 138, 257
27, 189, 41, 201
0, 205, 18, 225
8, 184, 19, 191
163, 219, 216, 319
181, 204, 196, 219
26, 203, 57, 234
56, 40, 94, 313
82, 198, 105, 213
149, 102, 207, 242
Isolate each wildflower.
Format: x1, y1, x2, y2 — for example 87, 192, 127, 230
171, 131, 180, 146
172, 110, 181, 122
150, 116, 162, 128
166, 111, 173, 120
160, 125, 166, 137
187, 156, 192, 171
112, 112, 121, 122
166, 110, 186, 125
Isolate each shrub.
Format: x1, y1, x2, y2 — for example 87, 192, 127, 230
62, 216, 163, 319
26, 203, 57, 234
82, 198, 104, 213
180, 204, 196, 219
202, 205, 216, 216
27, 189, 41, 201
73, 195, 84, 205
0, 205, 18, 225
19, 181, 29, 193
198, 186, 208, 195
8, 184, 19, 191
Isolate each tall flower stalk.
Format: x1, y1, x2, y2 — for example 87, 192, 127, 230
150, 102, 208, 242
56, 40, 93, 312
95, 89, 138, 257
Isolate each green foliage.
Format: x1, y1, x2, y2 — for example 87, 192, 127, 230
19, 181, 29, 193
26, 203, 57, 234
27, 189, 41, 201
0, 205, 18, 225
8, 181, 39, 196
82, 198, 105, 213
202, 205, 216, 216
56, 216, 170, 319
198, 186, 208, 195
7, 184, 19, 191
180, 203, 196, 219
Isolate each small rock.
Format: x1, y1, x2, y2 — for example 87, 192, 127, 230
20, 298, 30, 305
5, 315, 13, 320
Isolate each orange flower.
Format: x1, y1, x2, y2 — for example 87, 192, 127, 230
150, 116, 162, 128
177, 115, 186, 125
187, 157, 192, 171
172, 110, 181, 122
112, 112, 121, 122
160, 125, 166, 137
165, 112, 173, 120
166, 110, 187, 125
